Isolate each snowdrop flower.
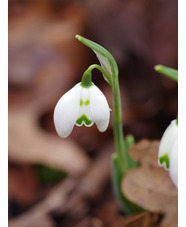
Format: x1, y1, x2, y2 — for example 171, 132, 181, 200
158, 119, 178, 187
54, 82, 110, 138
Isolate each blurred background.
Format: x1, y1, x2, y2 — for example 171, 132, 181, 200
8, 0, 178, 226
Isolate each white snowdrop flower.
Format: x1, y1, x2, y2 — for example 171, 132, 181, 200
158, 119, 178, 187
54, 82, 110, 138
169, 138, 178, 187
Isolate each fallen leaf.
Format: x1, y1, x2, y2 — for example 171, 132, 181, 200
128, 139, 160, 168
8, 164, 39, 206
75, 217, 103, 227
9, 108, 90, 177
9, 178, 77, 227
123, 212, 160, 227
8, 143, 113, 227
121, 140, 178, 227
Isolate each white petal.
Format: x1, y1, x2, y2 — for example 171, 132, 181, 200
53, 83, 81, 138
93, 51, 112, 76
158, 119, 178, 169
89, 85, 110, 132
169, 137, 178, 188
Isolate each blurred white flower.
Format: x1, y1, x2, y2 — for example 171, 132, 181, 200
54, 83, 110, 138
158, 119, 178, 187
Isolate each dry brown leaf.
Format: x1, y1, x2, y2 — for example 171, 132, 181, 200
128, 139, 160, 168
8, 178, 77, 227
8, 107, 90, 177
121, 140, 178, 227
8, 143, 113, 227
8, 3, 92, 177
8, 164, 39, 206
75, 217, 104, 227
9, 3, 88, 88
123, 212, 160, 227
122, 167, 177, 213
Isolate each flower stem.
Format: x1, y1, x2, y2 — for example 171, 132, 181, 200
82, 64, 112, 86
112, 75, 138, 172
112, 76, 128, 172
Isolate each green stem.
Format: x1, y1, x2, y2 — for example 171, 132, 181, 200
112, 76, 128, 172
111, 74, 142, 214
112, 76, 138, 172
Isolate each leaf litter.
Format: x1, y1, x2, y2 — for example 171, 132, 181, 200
121, 140, 178, 227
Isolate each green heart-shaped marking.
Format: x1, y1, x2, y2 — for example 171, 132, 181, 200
76, 114, 92, 126
159, 154, 169, 169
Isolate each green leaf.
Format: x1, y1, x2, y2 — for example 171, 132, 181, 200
124, 134, 135, 153
112, 154, 145, 214
154, 65, 178, 82
36, 165, 67, 185
112, 136, 143, 214
76, 35, 119, 78
124, 135, 138, 168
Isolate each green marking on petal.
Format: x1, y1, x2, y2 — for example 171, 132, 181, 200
84, 100, 90, 106
80, 99, 90, 106
80, 99, 84, 106
159, 154, 170, 169
76, 114, 92, 126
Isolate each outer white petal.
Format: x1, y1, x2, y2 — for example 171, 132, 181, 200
169, 138, 178, 188
89, 85, 110, 132
54, 83, 81, 138
158, 119, 178, 169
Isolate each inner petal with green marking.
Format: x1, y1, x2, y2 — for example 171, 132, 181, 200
159, 153, 170, 169
76, 114, 92, 126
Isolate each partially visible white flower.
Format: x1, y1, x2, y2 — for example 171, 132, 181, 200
169, 138, 178, 187
54, 83, 110, 138
158, 119, 178, 187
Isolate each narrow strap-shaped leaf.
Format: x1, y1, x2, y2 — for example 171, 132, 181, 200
124, 135, 138, 168
112, 154, 145, 214
154, 65, 178, 82
76, 35, 119, 78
